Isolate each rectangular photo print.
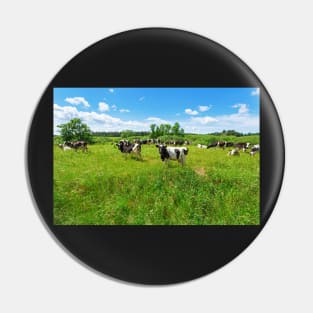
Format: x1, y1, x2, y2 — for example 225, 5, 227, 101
53, 87, 260, 225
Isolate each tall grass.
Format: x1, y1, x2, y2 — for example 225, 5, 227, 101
54, 140, 259, 225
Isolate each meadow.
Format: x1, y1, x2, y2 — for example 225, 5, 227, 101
54, 135, 259, 225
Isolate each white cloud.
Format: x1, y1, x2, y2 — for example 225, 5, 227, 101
54, 104, 149, 133
185, 108, 198, 115
54, 103, 259, 135
98, 102, 110, 112
119, 109, 130, 113
180, 112, 259, 134
198, 105, 212, 112
146, 117, 171, 124
64, 97, 90, 108
251, 88, 260, 96
190, 116, 218, 124
108, 88, 114, 93
232, 103, 249, 114
54, 104, 80, 120
215, 113, 259, 132
111, 104, 117, 111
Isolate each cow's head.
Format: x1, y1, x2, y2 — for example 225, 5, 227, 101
156, 144, 169, 161
116, 141, 124, 152
183, 148, 189, 155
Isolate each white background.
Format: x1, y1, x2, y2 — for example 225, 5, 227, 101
1, 1, 312, 312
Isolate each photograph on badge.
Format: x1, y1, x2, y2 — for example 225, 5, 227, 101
53, 87, 260, 225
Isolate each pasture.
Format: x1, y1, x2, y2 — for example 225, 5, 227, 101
54, 140, 260, 225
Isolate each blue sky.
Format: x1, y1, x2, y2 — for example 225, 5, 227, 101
54, 87, 260, 134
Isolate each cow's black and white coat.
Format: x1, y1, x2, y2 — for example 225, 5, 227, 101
217, 141, 234, 149
116, 140, 141, 159
234, 142, 250, 152
156, 144, 188, 165
228, 148, 240, 156
58, 142, 72, 151
250, 144, 260, 156
58, 141, 88, 152
207, 142, 218, 148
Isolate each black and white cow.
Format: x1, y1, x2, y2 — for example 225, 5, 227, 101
228, 148, 240, 156
250, 144, 260, 156
207, 142, 218, 148
156, 144, 188, 165
174, 140, 185, 146
58, 141, 88, 151
116, 140, 141, 159
234, 142, 250, 152
217, 141, 234, 149
71, 141, 88, 151
217, 141, 226, 149
58, 142, 72, 151
147, 139, 160, 144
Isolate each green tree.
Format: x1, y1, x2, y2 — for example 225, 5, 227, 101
159, 124, 166, 136
171, 122, 179, 136
172, 122, 184, 137
57, 118, 92, 142
155, 125, 161, 138
150, 124, 157, 138
164, 124, 171, 135
179, 127, 185, 136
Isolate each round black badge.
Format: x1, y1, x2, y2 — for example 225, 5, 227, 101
27, 28, 284, 284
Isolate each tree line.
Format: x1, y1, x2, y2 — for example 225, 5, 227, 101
56, 119, 186, 142
56, 118, 259, 143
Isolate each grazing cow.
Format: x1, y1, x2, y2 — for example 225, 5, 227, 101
134, 138, 148, 144
234, 142, 250, 152
58, 141, 88, 152
228, 148, 240, 156
207, 142, 218, 148
147, 139, 159, 144
174, 140, 184, 146
58, 142, 72, 151
197, 144, 207, 149
217, 141, 234, 149
250, 144, 260, 156
217, 141, 226, 149
70, 141, 88, 152
116, 140, 141, 159
224, 142, 234, 148
156, 144, 188, 166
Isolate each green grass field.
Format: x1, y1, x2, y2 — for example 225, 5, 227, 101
54, 141, 260, 225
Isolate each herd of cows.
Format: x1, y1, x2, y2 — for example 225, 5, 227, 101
197, 141, 260, 156
58, 138, 260, 166
116, 139, 189, 165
